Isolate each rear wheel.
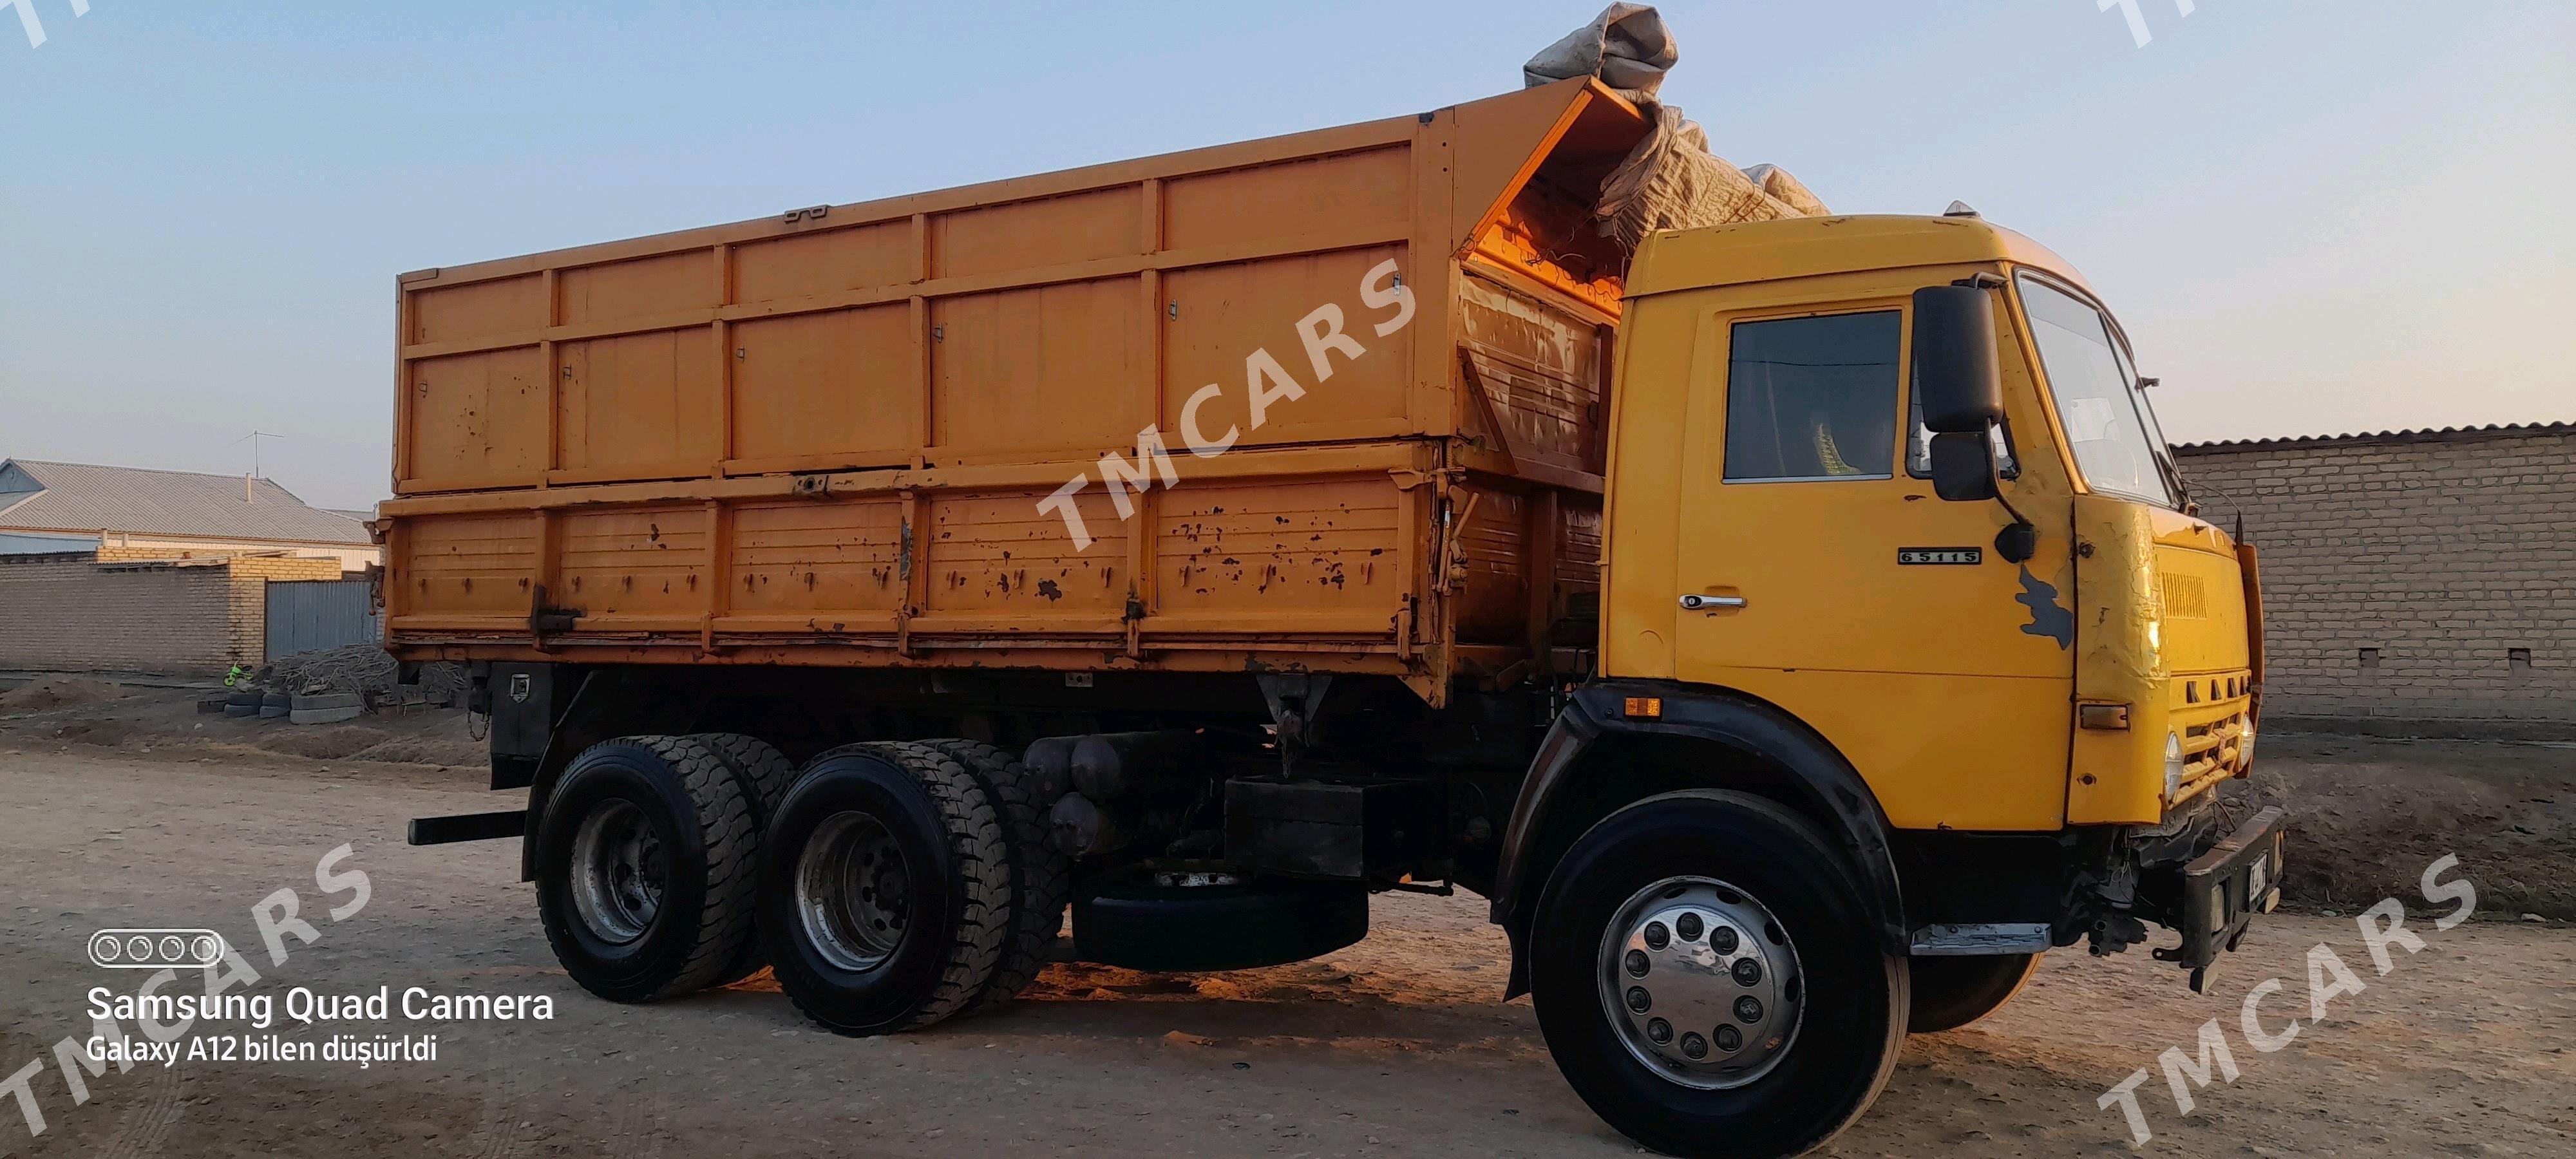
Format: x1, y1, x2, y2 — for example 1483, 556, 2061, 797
534, 736, 757, 1002
925, 739, 1070, 1013
1530, 791, 1906, 1159
1906, 953, 2041, 1033
760, 742, 1009, 1035
694, 732, 798, 986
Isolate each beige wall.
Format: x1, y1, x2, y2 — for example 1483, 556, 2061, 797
2176, 428, 2574, 726
92, 535, 378, 571
0, 553, 341, 675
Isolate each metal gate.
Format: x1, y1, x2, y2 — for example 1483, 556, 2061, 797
264, 580, 383, 661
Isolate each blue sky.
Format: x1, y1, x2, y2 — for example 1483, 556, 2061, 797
3, 1, 2568, 510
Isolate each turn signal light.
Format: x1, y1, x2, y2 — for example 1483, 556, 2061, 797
1624, 697, 1663, 719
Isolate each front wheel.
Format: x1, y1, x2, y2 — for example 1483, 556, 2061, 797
1530, 791, 1907, 1159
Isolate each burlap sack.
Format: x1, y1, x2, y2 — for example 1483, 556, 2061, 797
1594, 106, 1804, 249
1522, 3, 1678, 104
1740, 163, 1830, 218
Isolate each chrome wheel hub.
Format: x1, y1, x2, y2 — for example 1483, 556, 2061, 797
796, 811, 911, 972
1599, 876, 1804, 1089
571, 799, 665, 943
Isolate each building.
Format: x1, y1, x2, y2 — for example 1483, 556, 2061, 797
0, 459, 384, 675
2175, 422, 2573, 733
0, 551, 350, 675
0, 458, 377, 569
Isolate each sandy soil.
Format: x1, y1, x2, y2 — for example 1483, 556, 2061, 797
2, 733, 2572, 1158
2244, 730, 2576, 919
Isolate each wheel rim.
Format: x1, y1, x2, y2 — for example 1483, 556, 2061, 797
570, 798, 665, 944
796, 810, 912, 972
1598, 875, 1804, 1090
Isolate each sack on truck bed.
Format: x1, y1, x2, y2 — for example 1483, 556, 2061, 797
1596, 107, 1806, 249
1740, 162, 1830, 218
1528, 5, 1832, 249
1522, 2, 1678, 102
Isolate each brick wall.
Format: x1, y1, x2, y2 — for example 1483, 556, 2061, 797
2175, 425, 2575, 726
0, 552, 339, 675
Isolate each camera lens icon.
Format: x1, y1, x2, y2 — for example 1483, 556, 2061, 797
89, 928, 228, 970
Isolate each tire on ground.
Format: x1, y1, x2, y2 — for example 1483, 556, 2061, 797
533, 735, 758, 1003
1072, 865, 1367, 972
1906, 952, 2041, 1034
925, 739, 1071, 1013
1528, 789, 1908, 1159
694, 731, 799, 986
759, 742, 1010, 1035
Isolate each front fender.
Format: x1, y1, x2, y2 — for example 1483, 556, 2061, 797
1490, 681, 1909, 995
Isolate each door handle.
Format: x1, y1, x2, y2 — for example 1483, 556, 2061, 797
1680, 594, 1747, 611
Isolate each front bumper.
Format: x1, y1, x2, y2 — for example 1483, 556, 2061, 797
2141, 806, 2286, 992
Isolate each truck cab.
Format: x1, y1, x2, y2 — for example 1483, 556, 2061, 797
1600, 214, 2258, 835
1471, 213, 2282, 1154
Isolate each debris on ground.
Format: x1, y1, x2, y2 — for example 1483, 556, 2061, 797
254, 645, 466, 706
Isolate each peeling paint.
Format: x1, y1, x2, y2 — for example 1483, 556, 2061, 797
2016, 565, 2074, 649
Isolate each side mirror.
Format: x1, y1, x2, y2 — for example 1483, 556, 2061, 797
1912, 285, 2004, 433
1927, 431, 1998, 502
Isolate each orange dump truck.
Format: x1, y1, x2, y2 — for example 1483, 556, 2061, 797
388, 77, 2279, 1158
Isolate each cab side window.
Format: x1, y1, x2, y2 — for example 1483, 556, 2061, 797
1723, 311, 1900, 482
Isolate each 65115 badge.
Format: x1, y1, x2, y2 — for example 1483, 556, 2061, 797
1897, 547, 1982, 565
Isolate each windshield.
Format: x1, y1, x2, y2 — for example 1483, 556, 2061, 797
2017, 273, 2179, 508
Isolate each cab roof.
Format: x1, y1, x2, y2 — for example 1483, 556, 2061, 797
1623, 214, 2092, 300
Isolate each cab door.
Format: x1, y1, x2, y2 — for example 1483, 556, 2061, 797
1669, 285, 2074, 831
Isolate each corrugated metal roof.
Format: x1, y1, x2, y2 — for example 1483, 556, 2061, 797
0, 459, 372, 545
2174, 420, 2573, 453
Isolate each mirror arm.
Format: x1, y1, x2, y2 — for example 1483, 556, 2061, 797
1982, 422, 2038, 564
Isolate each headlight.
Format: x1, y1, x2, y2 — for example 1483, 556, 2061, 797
2163, 732, 2185, 801
2240, 724, 2257, 768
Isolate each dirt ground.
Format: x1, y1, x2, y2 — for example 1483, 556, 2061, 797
2, 683, 2572, 1157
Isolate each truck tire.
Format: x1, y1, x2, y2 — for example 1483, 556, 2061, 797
925, 739, 1070, 1013
694, 732, 799, 986
1906, 953, 2041, 1034
1528, 790, 1907, 1159
760, 742, 1009, 1035
699, 732, 795, 825
534, 736, 758, 1003
1072, 864, 1367, 972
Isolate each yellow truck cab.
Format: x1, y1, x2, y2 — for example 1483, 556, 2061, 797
1602, 214, 2260, 834
1481, 212, 2282, 1153
386, 79, 2280, 1159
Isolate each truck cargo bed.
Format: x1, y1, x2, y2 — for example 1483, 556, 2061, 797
382, 79, 1649, 704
